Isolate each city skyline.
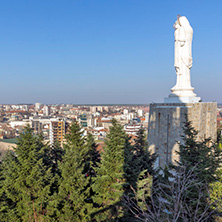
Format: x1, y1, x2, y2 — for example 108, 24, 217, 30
0, 0, 221, 104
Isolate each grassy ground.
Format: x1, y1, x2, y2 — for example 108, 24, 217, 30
0, 138, 18, 144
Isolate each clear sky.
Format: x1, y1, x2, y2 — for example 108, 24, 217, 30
0, 0, 221, 104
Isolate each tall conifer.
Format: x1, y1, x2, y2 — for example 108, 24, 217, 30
133, 128, 156, 176
57, 121, 92, 222
92, 119, 129, 221
84, 133, 100, 179
83, 133, 100, 202
0, 126, 53, 221
177, 121, 222, 183
125, 128, 156, 220
174, 120, 222, 218
45, 140, 64, 220
0, 151, 19, 221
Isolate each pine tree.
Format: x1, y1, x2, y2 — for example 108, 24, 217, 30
0, 151, 19, 221
45, 140, 64, 220
135, 170, 153, 212
132, 128, 156, 194
133, 128, 156, 176
123, 133, 136, 194
84, 133, 100, 179
49, 140, 64, 177
125, 128, 156, 218
57, 121, 92, 222
92, 119, 130, 221
83, 133, 100, 201
124, 120, 222, 221
0, 126, 54, 221
177, 121, 222, 183
174, 120, 222, 219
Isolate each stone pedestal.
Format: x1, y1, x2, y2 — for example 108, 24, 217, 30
148, 102, 217, 168
164, 87, 201, 103
164, 96, 201, 103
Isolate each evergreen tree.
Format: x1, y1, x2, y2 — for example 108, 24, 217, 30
123, 133, 136, 194
45, 140, 64, 221
124, 120, 222, 221
84, 133, 100, 179
133, 128, 156, 176
83, 133, 100, 203
92, 119, 132, 221
178, 121, 221, 183
124, 128, 156, 219
132, 128, 156, 194
0, 126, 54, 221
57, 121, 92, 222
49, 140, 64, 177
0, 151, 19, 221
174, 120, 222, 219
135, 170, 153, 212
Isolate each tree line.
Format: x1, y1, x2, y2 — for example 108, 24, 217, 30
0, 119, 222, 221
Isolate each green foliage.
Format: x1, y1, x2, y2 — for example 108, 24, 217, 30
123, 133, 136, 194
124, 120, 222, 221
174, 120, 222, 219
92, 121, 156, 221
92, 119, 128, 221
57, 121, 94, 222
0, 151, 19, 221
49, 140, 64, 176
134, 129, 155, 172
83, 133, 100, 203
210, 169, 222, 213
178, 121, 222, 184
125, 128, 156, 217
136, 170, 153, 211
0, 126, 54, 221
210, 182, 222, 212
44, 140, 64, 221
0, 121, 157, 221
133, 128, 156, 182
84, 133, 100, 179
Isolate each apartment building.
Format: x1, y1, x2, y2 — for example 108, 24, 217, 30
49, 120, 67, 147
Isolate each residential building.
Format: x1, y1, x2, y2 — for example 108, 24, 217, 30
49, 120, 67, 147
35, 103, 41, 111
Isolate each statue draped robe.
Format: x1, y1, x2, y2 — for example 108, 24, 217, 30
173, 16, 193, 90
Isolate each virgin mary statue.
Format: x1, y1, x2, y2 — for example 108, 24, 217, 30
172, 16, 193, 90
165, 16, 200, 103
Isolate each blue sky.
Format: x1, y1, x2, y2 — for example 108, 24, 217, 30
0, 0, 221, 104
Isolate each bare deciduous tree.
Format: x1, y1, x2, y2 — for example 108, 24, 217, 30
123, 166, 218, 222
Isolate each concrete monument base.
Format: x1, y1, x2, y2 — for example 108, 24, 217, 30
148, 102, 217, 168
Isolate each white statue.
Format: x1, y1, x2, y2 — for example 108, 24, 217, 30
165, 15, 201, 103
173, 16, 193, 89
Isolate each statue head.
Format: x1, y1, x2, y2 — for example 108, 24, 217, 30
174, 16, 193, 35
179, 17, 191, 28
